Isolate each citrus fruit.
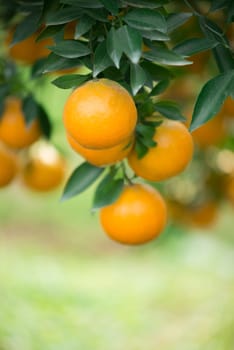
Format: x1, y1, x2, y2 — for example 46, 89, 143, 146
63, 79, 137, 149
0, 142, 18, 188
66, 133, 134, 167
6, 29, 52, 64
128, 119, 194, 181
222, 96, 234, 118
21, 143, 65, 192
100, 183, 167, 245
0, 97, 41, 149
191, 113, 226, 148
187, 201, 218, 228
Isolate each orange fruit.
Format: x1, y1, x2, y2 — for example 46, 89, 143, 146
6, 29, 52, 64
128, 119, 194, 181
0, 142, 18, 188
168, 199, 218, 229
0, 97, 41, 149
66, 133, 134, 167
100, 183, 167, 245
63, 79, 137, 149
191, 112, 226, 148
187, 201, 218, 228
222, 96, 234, 118
186, 51, 210, 75
22, 143, 65, 192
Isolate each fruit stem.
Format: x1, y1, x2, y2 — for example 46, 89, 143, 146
121, 161, 133, 185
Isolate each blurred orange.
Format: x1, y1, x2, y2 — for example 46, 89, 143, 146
0, 96, 41, 149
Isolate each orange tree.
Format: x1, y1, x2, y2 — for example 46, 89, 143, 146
0, 0, 234, 244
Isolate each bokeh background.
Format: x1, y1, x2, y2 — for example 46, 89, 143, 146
0, 77, 234, 350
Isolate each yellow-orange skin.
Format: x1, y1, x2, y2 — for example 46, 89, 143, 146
0, 143, 18, 188
100, 184, 167, 245
128, 120, 194, 182
63, 79, 137, 149
191, 113, 226, 148
22, 157, 65, 192
0, 97, 41, 149
6, 30, 52, 64
66, 133, 133, 167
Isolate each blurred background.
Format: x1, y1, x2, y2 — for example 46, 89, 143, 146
0, 7, 234, 349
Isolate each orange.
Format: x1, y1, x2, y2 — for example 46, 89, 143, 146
186, 51, 210, 75
0, 142, 18, 188
128, 119, 194, 181
168, 199, 218, 229
99, 183, 167, 245
6, 28, 53, 64
66, 133, 134, 167
63, 79, 137, 149
187, 201, 218, 228
0, 97, 41, 149
191, 112, 226, 148
22, 143, 65, 192
222, 96, 234, 118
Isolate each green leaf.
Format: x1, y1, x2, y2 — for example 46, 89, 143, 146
100, 0, 119, 14
190, 71, 234, 131
174, 37, 217, 57
22, 95, 38, 126
0, 84, 9, 116
31, 54, 81, 76
106, 28, 123, 68
48, 40, 91, 58
130, 63, 147, 95
83, 8, 109, 22
150, 79, 170, 96
122, 0, 169, 9
60, 0, 103, 8
124, 8, 167, 32
143, 46, 192, 66
140, 30, 169, 41
119, 25, 142, 64
93, 174, 124, 210
136, 123, 155, 139
93, 40, 113, 77
210, 0, 229, 12
74, 15, 95, 38
141, 61, 174, 80
62, 162, 105, 201
36, 25, 64, 42
167, 12, 192, 33
135, 139, 149, 159
38, 105, 52, 139
11, 6, 43, 44
52, 74, 90, 89
46, 7, 82, 25
154, 101, 186, 121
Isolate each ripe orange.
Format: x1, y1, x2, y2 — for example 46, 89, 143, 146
22, 143, 65, 192
6, 29, 52, 64
100, 183, 167, 245
191, 112, 226, 148
0, 142, 18, 188
66, 133, 134, 167
63, 79, 137, 149
0, 97, 41, 149
128, 119, 194, 181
